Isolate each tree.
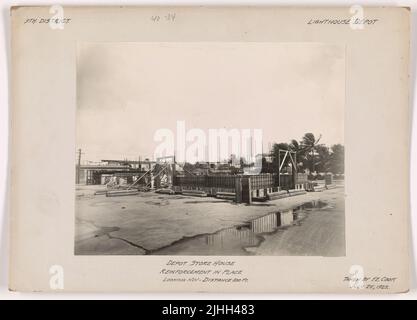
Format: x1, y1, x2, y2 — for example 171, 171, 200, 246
329, 144, 344, 174
300, 133, 322, 172
289, 139, 300, 151
266, 133, 343, 175
270, 142, 290, 171
315, 144, 331, 172
301, 133, 320, 149
289, 139, 306, 170
271, 142, 290, 154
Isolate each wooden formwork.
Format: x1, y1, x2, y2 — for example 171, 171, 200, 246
174, 175, 236, 189
173, 172, 305, 203
250, 174, 275, 190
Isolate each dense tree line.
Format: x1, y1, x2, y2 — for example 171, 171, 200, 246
270, 133, 344, 174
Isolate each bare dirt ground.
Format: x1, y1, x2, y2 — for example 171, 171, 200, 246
75, 185, 345, 256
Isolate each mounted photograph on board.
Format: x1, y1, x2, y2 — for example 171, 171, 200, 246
9, 6, 410, 293
75, 42, 345, 256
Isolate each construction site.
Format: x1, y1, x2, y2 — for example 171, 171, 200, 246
75, 150, 345, 256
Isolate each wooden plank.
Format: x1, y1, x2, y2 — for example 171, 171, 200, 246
106, 190, 139, 197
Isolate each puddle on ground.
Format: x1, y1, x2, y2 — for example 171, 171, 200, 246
153, 200, 327, 255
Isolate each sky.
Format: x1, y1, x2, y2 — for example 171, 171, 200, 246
76, 42, 345, 163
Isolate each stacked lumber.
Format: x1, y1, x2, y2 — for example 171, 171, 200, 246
252, 196, 268, 202
326, 184, 338, 190
267, 190, 290, 200
288, 189, 307, 196
313, 185, 326, 192
155, 188, 175, 195
106, 190, 139, 197
181, 190, 207, 197
216, 192, 236, 200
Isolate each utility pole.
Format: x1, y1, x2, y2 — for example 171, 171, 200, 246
76, 148, 82, 184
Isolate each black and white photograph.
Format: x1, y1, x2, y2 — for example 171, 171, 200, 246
75, 42, 345, 256
3, 3, 414, 298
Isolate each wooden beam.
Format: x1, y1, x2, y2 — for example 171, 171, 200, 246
279, 151, 289, 171
127, 168, 152, 190
145, 164, 168, 188
288, 152, 297, 168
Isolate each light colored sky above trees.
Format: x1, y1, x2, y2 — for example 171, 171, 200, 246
76, 42, 345, 162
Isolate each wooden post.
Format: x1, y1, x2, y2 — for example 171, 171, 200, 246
278, 150, 281, 189
247, 177, 252, 204
172, 155, 176, 186
235, 177, 242, 203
